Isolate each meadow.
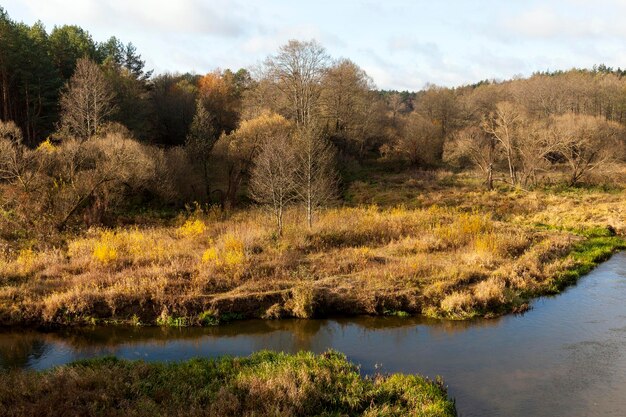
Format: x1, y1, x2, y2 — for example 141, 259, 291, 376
1, 165, 623, 327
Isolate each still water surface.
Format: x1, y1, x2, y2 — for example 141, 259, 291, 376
1, 252, 625, 416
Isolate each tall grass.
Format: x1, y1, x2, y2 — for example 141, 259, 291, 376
0, 171, 623, 326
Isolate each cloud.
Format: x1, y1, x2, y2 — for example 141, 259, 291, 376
18, 0, 249, 37
241, 24, 345, 59
501, 4, 625, 40
387, 36, 441, 59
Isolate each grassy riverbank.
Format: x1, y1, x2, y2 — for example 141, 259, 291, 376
0, 169, 624, 326
0, 350, 456, 417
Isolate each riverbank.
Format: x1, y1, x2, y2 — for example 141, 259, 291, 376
0, 350, 456, 417
1, 172, 624, 327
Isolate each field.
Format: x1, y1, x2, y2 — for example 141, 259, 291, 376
1, 165, 623, 327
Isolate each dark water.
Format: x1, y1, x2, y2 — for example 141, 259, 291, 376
1, 252, 625, 417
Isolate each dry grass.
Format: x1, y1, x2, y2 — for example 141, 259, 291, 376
2, 171, 623, 326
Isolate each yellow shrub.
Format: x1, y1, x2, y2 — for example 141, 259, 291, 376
93, 239, 118, 264
36, 138, 56, 153
202, 247, 218, 263
457, 213, 492, 236
16, 249, 35, 266
474, 231, 530, 258
474, 233, 499, 254
16, 249, 37, 273
178, 219, 206, 238
200, 234, 246, 271
124, 229, 147, 258
223, 249, 245, 268
223, 234, 244, 253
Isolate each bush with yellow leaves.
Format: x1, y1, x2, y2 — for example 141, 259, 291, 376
177, 219, 207, 238
201, 233, 247, 275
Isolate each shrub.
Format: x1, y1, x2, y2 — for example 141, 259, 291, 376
201, 247, 218, 263
178, 219, 207, 237
92, 241, 118, 264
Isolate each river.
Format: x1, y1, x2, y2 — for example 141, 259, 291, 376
1, 252, 625, 416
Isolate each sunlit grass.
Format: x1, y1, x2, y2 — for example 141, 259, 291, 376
0, 170, 623, 326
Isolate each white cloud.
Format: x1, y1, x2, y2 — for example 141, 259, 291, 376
18, 0, 249, 37
501, 4, 626, 40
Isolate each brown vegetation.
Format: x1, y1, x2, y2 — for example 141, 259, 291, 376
1, 167, 623, 326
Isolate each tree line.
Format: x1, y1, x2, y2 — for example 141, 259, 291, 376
1, 7, 625, 241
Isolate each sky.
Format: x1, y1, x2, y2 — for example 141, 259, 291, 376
4, 0, 626, 91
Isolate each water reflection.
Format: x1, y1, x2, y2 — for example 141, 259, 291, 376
0, 333, 48, 369
0, 252, 624, 417
0, 315, 504, 367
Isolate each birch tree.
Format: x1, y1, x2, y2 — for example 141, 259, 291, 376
249, 129, 296, 236
482, 101, 523, 186
294, 126, 337, 228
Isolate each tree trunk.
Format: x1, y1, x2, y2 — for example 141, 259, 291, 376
203, 160, 211, 202
277, 206, 283, 237
507, 148, 516, 185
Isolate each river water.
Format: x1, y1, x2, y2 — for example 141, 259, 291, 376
1, 252, 625, 416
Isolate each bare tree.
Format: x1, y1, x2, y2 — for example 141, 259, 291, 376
60, 58, 116, 140
387, 93, 408, 121
53, 133, 156, 229
263, 40, 330, 126
451, 126, 499, 190
482, 101, 523, 186
249, 129, 297, 236
394, 113, 441, 166
319, 59, 382, 156
515, 120, 558, 187
216, 112, 292, 208
293, 125, 337, 228
416, 84, 462, 160
551, 113, 623, 185
0, 120, 24, 182
0, 120, 38, 190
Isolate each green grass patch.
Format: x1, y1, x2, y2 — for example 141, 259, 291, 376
0, 351, 456, 417
546, 236, 626, 293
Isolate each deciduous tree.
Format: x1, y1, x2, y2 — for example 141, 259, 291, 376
249, 129, 297, 236
59, 58, 116, 140
262, 40, 330, 126
551, 113, 623, 185
293, 126, 337, 228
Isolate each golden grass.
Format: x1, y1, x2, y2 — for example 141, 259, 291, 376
0, 171, 623, 326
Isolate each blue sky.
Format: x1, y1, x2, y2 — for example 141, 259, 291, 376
4, 0, 626, 90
